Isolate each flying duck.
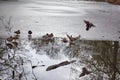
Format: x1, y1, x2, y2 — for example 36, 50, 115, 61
84, 20, 95, 31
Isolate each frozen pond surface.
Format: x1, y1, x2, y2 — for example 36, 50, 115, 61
0, 0, 120, 41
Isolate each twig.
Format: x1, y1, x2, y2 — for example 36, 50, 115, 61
29, 60, 37, 80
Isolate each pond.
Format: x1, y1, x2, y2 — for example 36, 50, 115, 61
0, 35, 120, 80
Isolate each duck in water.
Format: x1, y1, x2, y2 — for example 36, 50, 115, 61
61, 37, 68, 43
14, 30, 20, 34
14, 30, 21, 40
28, 30, 32, 40
7, 36, 13, 42
6, 37, 18, 49
42, 33, 54, 44
66, 34, 80, 45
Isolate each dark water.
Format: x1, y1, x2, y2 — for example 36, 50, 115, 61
0, 37, 120, 80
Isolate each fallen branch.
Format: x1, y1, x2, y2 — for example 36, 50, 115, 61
46, 60, 76, 71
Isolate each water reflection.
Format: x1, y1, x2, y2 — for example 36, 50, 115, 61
0, 37, 120, 80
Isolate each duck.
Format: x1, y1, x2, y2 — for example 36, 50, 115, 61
14, 30, 20, 34
28, 30, 32, 40
66, 34, 80, 45
42, 33, 55, 44
79, 67, 91, 77
48, 33, 54, 38
6, 41, 18, 49
66, 34, 74, 45
66, 34, 74, 42
13, 34, 19, 40
28, 30, 32, 34
6, 43, 13, 49
84, 20, 95, 31
12, 41, 18, 47
7, 36, 13, 42
61, 37, 68, 43
43, 33, 54, 39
